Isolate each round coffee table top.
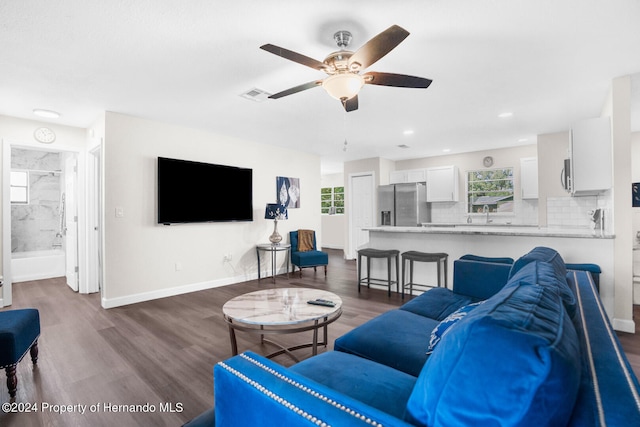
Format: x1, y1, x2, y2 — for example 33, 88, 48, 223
222, 288, 342, 326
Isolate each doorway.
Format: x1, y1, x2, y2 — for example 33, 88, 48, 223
1, 141, 91, 307
348, 172, 375, 260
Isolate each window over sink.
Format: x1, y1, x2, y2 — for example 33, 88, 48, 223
467, 168, 514, 214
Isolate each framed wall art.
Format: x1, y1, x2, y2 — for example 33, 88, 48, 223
277, 176, 300, 209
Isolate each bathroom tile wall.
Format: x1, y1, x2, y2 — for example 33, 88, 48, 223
11, 148, 62, 252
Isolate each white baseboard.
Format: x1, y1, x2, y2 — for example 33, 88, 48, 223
321, 245, 344, 250
101, 272, 263, 309
613, 317, 636, 334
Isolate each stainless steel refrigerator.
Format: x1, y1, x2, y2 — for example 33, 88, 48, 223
378, 183, 430, 226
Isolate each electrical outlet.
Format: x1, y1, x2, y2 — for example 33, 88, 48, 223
175, 262, 183, 271
223, 253, 232, 262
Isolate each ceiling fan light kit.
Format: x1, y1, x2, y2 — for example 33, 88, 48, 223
322, 73, 364, 101
260, 25, 432, 112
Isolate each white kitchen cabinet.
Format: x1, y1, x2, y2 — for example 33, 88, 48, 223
390, 169, 427, 184
407, 169, 427, 183
520, 157, 538, 199
570, 117, 612, 196
426, 166, 459, 202
389, 170, 408, 184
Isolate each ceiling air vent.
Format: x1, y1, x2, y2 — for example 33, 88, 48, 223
240, 88, 271, 102
397, 144, 410, 149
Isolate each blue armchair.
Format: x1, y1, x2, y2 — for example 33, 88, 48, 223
289, 230, 328, 277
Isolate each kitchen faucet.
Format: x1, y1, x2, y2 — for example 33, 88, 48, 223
483, 205, 492, 224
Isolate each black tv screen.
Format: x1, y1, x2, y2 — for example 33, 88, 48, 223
157, 157, 253, 224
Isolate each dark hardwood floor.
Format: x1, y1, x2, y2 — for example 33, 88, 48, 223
1, 249, 639, 427
0, 250, 406, 426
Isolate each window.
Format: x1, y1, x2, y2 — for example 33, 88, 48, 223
467, 168, 514, 214
321, 186, 344, 214
10, 171, 29, 204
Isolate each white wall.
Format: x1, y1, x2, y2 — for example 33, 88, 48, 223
102, 112, 321, 307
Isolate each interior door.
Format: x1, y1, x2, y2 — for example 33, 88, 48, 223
64, 153, 79, 291
349, 173, 374, 259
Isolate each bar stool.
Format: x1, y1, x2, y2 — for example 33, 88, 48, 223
357, 248, 400, 296
401, 251, 448, 299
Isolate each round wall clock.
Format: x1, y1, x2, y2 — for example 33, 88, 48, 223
34, 127, 56, 144
483, 156, 494, 167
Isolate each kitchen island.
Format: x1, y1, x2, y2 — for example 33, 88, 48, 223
362, 224, 619, 328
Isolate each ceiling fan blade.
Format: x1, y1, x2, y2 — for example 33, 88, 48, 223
363, 72, 433, 88
260, 44, 327, 71
268, 80, 322, 99
341, 95, 359, 112
348, 25, 410, 70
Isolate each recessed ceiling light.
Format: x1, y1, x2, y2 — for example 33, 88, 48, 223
442, 148, 451, 153
498, 112, 513, 118
518, 138, 528, 143
403, 130, 414, 136
33, 109, 61, 119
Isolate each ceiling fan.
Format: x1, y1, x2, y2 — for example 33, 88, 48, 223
260, 25, 432, 112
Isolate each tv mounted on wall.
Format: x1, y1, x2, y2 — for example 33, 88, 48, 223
157, 156, 253, 224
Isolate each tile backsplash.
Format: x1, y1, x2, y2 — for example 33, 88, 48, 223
547, 192, 611, 230
429, 194, 610, 229
430, 199, 538, 225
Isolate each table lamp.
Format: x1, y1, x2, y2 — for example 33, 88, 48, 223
265, 203, 288, 244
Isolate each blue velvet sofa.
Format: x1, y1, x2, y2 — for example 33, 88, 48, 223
191, 247, 640, 426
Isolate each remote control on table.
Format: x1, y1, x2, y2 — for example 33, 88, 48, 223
307, 299, 336, 307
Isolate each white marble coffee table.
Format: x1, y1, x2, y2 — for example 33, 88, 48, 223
222, 288, 343, 361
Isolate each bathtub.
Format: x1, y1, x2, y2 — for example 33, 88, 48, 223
11, 249, 66, 282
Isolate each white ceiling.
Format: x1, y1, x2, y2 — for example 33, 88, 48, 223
2, 1, 640, 174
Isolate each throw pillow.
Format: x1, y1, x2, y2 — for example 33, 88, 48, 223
427, 301, 483, 354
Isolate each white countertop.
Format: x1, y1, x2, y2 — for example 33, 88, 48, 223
364, 224, 614, 239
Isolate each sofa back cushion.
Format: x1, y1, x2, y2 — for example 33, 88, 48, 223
453, 259, 512, 300
459, 254, 514, 264
405, 280, 581, 427
508, 259, 577, 318
509, 246, 567, 283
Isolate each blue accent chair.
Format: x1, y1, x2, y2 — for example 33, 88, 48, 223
0, 308, 40, 399
289, 230, 328, 277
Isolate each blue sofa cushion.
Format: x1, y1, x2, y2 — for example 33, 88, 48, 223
334, 309, 438, 377
406, 281, 581, 427
426, 301, 483, 354
291, 351, 418, 420
509, 246, 567, 283
399, 287, 473, 320
0, 308, 41, 367
453, 259, 511, 300
508, 259, 577, 318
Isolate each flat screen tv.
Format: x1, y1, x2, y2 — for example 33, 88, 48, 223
157, 156, 253, 224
